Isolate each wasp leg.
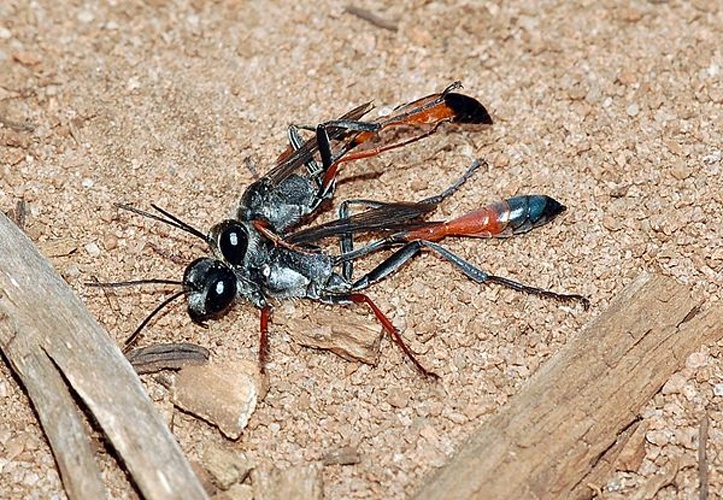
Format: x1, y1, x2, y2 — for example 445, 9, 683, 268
419, 159, 485, 205
286, 119, 380, 197
350, 240, 589, 309
291, 119, 380, 166
321, 292, 439, 379
337, 198, 390, 281
315, 120, 443, 199
287, 123, 324, 182
314, 119, 380, 197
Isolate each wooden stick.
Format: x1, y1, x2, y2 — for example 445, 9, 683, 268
0, 211, 207, 499
0, 318, 107, 499
416, 272, 723, 499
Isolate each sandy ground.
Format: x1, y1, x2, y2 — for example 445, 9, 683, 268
1, 0, 722, 498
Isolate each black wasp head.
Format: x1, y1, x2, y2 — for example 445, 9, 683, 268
209, 220, 249, 267
183, 258, 238, 325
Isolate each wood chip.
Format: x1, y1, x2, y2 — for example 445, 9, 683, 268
174, 360, 266, 439
39, 238, 78, 259
0, 211, 207, 499
278, 306, 382, 365
615, 420, 649, 473
12, 50, 42, 66
344, 6, 398, 32
699, 412, 710, 500
628, 457, 680, 500
322, 446, 361, 466
212, 483, 254, 500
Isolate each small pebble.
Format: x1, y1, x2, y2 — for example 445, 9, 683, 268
646, 429, 673, 446
617, 69, 637, 86
13, 51, 42, 66
445, 410, 467, 425
64, 263, 81, 279
686, 351, 708, 370
387, 388, 409, 408
670, 161, 690, 180
22, 471, 40, 487
202, 446, 254, 489
127, 77, 141, 91
103, 234, 118, 251
322, 446, 361, 466
84, 242, 101, 257
77, 10, 94, 23
661, 373, 687, 395
6, 436, 26, 460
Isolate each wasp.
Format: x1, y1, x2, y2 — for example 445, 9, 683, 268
99, 82, 588, 378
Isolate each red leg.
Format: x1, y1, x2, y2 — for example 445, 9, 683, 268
347, 293, 439, 380
259, 306, 271, 373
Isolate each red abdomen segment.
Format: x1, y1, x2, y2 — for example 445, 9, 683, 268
398, 195, 566, 242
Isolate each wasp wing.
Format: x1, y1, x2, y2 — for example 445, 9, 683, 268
263, 83, 492, 187
286, 200, 441, 245
263, 101, 375, 185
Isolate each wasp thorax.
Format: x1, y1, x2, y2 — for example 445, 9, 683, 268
210, 220, 249, 267
183, 258, 237, 323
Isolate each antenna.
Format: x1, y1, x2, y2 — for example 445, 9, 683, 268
123, 289, 188, 352
86, 278, 187, 351
115, 203, 208, 242
86, 278, 184, 288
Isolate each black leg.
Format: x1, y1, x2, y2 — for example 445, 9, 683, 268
350, 239, 589, 308
336, 198, 390, 280
419, 159, 485, 205
287, 124, 323, 183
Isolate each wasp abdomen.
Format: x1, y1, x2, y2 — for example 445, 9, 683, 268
396, 194, 566, 241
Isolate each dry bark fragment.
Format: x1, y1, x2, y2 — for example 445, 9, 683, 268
126, 342, 210, 374
202, 446, 255, 489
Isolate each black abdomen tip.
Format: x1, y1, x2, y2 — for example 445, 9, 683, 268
527, 195, 566, 224
444, 93, 493, 125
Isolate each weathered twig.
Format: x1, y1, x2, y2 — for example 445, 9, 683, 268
344, 5, 398, 32
416, 271, 723, 499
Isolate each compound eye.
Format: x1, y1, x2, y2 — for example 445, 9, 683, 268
205, 269, 237, 316
218, 222, 248, 266
184, 258, 237, 323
